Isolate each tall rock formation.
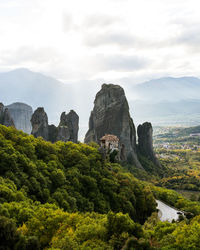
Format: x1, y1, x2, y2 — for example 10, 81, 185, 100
6, 102, 33, 134
48, 125, 58, 143
84, 84, 142, 168
31, 107, 49, 140
0, 103, 15, 127
57, 110, 79, 143
0, 103, 4, 121
31, 108, 79, 143
137, 122, 161, 167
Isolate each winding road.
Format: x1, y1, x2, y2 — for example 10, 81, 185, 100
156, 200, 182, 222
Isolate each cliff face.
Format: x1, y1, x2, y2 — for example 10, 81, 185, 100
6, 102, 33, 134
137, 122, 161, 168
31, 107, 79, 143
0, 103, 15, 127
58, 110, 79, 143
31, 107, 49, 140
137, 122, 154, 158
84, 84, 142, 168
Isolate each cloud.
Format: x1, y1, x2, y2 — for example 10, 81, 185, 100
83, 30, 174, 51
0, 0, 21, 8
167, 18, 200, 53
82, 14, 121, 29
1, 46, 62, 65
83, 31, 139, 48
1, 0, 200, 84
62, 12, 121, 33
175, 27, 200, 52
62, 13, 74, 32
102, 55, 149, 71
85, 54, 150, 73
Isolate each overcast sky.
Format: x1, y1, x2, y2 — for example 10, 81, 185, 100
1, 0, 200, 84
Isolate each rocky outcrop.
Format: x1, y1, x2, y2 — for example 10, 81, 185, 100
0, 103, 15, 127
84, 84, 142, 168
56, 124, 70, 142
137, 122, 161, 167
31, 107, 49, 140
48, 125, 58, 143
31, 107, 79, 143
6, 102, 33, 134
57, 110, 79, 143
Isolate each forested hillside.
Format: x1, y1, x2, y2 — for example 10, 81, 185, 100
0, 125, 156, 249
1, 125, 200, 249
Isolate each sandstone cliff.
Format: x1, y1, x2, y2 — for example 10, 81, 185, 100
84, 84, 142, 168
6, 102, 33, 134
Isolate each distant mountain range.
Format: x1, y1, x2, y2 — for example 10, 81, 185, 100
177, 125, 200, 137
0, 68, 200, 138
129, 77, 200, 126
133, 77, 200, 102
132, 99, 200, 126
0, 68, 101, 138
0, 68, 73, 124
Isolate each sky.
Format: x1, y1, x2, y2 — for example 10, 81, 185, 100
1, 0, 200, 85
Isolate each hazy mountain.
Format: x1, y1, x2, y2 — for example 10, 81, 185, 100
0, 68, 74, 124
176, 125, 200, 137
129, 77, 200, 126
1, 69, 200, 139
0, 68, 100, 138
133, 77, 200, 102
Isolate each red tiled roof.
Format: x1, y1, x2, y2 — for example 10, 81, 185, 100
100, 134, 119, 142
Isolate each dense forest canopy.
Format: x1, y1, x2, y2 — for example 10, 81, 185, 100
1, 125, 200, 249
